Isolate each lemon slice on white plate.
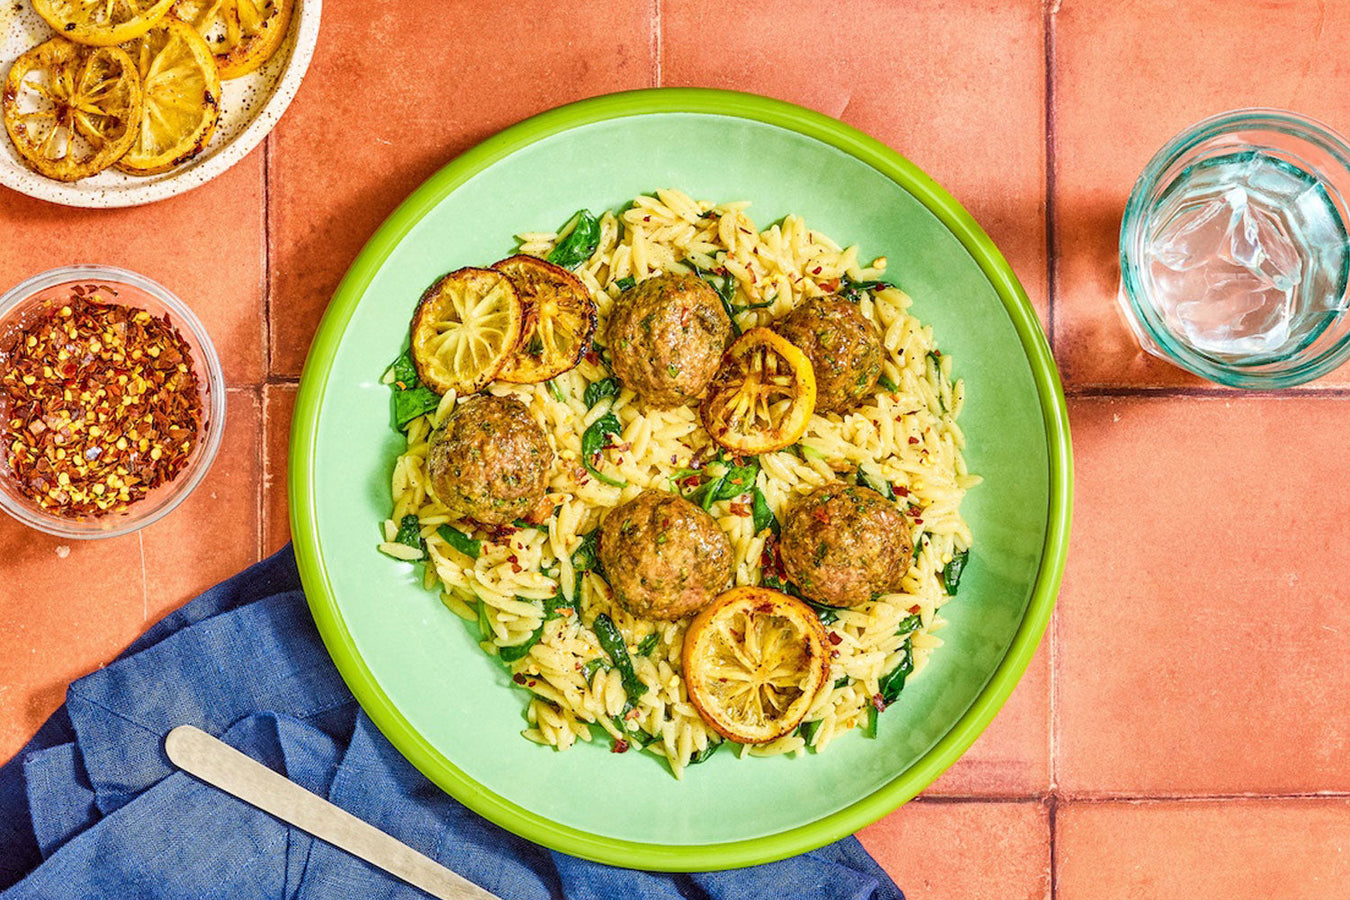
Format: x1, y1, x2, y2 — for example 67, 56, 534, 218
31, 0, 176, 47
172, 0, 293, 78
117, 17, 221, 174
2, 38, 143, 182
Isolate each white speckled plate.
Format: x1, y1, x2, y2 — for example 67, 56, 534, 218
0, 0, 319, 207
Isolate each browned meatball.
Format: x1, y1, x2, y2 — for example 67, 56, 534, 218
427, 395, 553, 525
607, 273, 731, 408
771, 297, 883, 413
780, 483, 912, 607
598, 489, 734, 620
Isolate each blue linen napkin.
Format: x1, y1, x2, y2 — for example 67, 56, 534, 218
0, 546, 905, 899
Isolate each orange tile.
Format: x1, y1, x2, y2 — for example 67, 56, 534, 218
263, 382, 296, 554
0, 388, 263, 763
141, 387, 262, 610
0, 155, 266, 385
1057, 799, 1350, 899
859, 800, 1050, 900
661, 0, 1049, 324
925, 635, 1051, 797
1053, 0, 1350, 388
1057, 395, 1350, 796
267, 0, 655, 376
0, 527, 143, 763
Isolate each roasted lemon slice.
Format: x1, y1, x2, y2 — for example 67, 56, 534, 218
172, 0, 293, 79
31, 0, 175, 46
116, 17, 220, 174
683, 586, 830, 744
410, 267, 523, 396
700, 327, 816, 455
2, 38, 142, 182
491, 254, 597, 384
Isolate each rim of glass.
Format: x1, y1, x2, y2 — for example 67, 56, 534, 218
1120, 107, 1350, 388
0, 264, 227, 538
289, 87, 1074, 871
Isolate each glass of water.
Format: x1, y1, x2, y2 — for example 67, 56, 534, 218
1119, 109, 1350, 387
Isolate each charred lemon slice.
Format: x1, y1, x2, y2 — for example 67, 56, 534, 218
410, 267, 523, 396
3, 38, 142, 182
31, 0, 175, 46
700, 327, 816, 455
491, 254, 597, 384
683, 585, 830, 744
116, 17, 220, 174
172, 0, 293, 79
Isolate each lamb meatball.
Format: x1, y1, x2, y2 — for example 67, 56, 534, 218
780, 483, 912, 607
607, 273, 731, 408
427, 394, 553, 525
771, 297, 883, 413
598, 489, 734, 620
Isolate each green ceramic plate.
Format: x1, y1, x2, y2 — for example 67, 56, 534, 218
290, 88, 1071, 871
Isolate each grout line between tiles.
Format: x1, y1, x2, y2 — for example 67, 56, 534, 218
1043, 0, 1058, 353
255, 384, 265, 562
262, 136, 273, 381
1064, 384, 1350, 399
651, 0, 661, 87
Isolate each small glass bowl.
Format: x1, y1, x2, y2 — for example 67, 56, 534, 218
0, 265, 226, 539
1119, 108, 1350, 388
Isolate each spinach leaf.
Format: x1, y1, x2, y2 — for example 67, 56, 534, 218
386, 351, 442, 428
794, 442, 826, 462
837, 274, 899, 304
583, 376, 620, 409
613, 276, 636, 292
751, 487, 777, 535
438, 525, 482, 559
571, 529, 602, 576
393, 514, 423, 550
547, 209, 601, 270
476, 600, 493, 643
855, 465, 896, 500
896, 613, 923, 635
635, 632, 660, 657
581, 658, 606, 682
498, 629, 542, 663
688, 741, 721, 765
547, 378, 566, 403
834, 676, 850, 689
877, 374, 900, 393
803, 598, 840, 626
692, 457, 759, 509
799, 719, 823, 746
392, 384, 441, 428
593, 613, 648, 702
388, 351, 419, 387
862, 704, 879, 739
580, 412, 627, 488
942, 550, 969, 596
878, 636, 914, 705
695, 267, 741, 336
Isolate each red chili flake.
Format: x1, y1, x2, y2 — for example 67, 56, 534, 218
895, 485, 909, 497
728, 501, 751, 517
810, 507, 832, 524
913, 518, 923, 525
908, 604, 921, 614
872, 693, 887, 712
827, 632, 843, 646
0, 288, 202, 518
811, 266, 822, 275
512, 673, 527, 685
907, 436, 919, 445
611, 739, 630, 753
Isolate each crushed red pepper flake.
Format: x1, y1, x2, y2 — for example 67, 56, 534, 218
1, 287, 203, 518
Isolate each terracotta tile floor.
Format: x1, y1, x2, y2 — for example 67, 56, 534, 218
4, 1, 1350, 895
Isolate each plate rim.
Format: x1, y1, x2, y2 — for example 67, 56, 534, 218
0, 0, 321, 209
289, 87, 1073, 871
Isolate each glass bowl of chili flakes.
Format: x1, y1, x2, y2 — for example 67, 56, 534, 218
0, 265, 226, 538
